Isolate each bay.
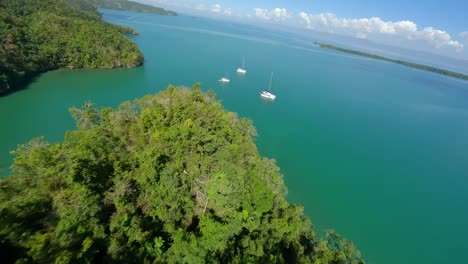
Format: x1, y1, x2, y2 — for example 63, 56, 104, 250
1, 9, 468, 264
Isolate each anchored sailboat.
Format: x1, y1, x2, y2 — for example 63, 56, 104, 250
236, 56, 246, 74
260, 72, 276, 100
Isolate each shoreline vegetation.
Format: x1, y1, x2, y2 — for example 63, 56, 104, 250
0, 0, 144, 95
315, 42, 468, 81
0, 85, 365, 263
96, 0, 177, 16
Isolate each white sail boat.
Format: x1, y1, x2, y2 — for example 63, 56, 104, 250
219, 72, 230, 83
236, 56, 246, 74
260, 72, 276, 100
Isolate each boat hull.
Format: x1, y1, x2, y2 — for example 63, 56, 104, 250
260, 91, 276, 100
236, 68, 246, 74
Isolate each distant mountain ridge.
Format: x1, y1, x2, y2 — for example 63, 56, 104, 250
96, 0, 177, 16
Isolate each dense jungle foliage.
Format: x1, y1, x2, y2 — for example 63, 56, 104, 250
0, 85, 364, 263
0, 0, 143, 94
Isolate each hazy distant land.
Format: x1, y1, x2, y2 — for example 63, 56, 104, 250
96, 0, 177, 16
315, 42, 468, 81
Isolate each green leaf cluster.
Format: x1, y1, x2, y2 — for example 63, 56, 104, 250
0, 0, 143, 94
0, 85, 364, 263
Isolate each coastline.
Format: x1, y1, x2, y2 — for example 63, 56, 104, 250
315, 42, 468, 81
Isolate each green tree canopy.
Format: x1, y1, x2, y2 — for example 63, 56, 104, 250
0, 85, 364, 263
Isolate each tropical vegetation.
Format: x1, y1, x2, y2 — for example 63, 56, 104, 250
0, 0, 144, 94
0, 85, 364, 263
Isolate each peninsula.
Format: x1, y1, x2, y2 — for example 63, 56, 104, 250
315, 42, 468, 81
96, 0, 177, 16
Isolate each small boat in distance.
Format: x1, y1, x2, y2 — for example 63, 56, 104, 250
219, 73, 230, 83
260, 72, 276, 100
236, 56, 246, 74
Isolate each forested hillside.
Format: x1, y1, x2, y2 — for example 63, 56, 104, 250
0, 0, 143, 95
96, 0, 177, 15
0, 85, 364, 263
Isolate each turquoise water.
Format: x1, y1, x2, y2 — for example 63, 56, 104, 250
1, 9, 468, 263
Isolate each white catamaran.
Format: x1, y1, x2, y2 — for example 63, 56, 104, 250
260, 72, 276, 100
236, 56, 246, 74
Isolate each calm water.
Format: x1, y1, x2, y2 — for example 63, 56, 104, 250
1, 9, 468, 264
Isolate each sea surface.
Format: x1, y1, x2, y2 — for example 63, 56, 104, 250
1, 9, 468, 264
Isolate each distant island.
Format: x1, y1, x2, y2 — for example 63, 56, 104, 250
315, 42, 468, 81
0, 0, 144, 95
96, 0, 177, 16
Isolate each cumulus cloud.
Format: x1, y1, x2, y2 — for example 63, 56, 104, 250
254, 7, 290, 21
299, 12, 311, 27
460, 31, 468, 41
298, 12, 463, 50
271, 8, 289, 19
211, 4, 221, 13
201, 3, 233, 16
254, 8, 270, 20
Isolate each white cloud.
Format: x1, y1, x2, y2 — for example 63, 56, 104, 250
271, 8, 289, 20
254, 8, 270, 20
254, 7, 290, 21
211, 4, 221, 13
195, 4, 206, 11
419, 27, 461, 49
224, 8, 232, 16
299, 12, 311, 27
298, 12, 463, 50
460, 31, 468, 42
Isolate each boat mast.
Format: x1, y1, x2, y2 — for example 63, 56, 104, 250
268, 72, 273, 91
242, 56, 245, 68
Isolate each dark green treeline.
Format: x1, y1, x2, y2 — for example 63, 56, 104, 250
0, 85, 364, 263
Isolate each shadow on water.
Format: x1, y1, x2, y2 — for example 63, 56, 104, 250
260, 97, 275, 104
0, 73, 43, 98
0, 61, 145, 98
236, 72, 247, 80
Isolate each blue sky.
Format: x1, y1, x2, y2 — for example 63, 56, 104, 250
142, 0, 468, 59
